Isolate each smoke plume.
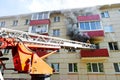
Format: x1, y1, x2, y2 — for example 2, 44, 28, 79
62, 9, 90, 43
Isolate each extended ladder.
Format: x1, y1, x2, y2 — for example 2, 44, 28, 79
0, 28, 96, 49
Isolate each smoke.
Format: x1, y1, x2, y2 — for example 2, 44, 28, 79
62, 9, 90, 43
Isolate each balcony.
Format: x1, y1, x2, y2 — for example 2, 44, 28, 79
80, 49, 109, 60
77, 14, 104, 43
77, 14, 100, 22
30, 19, 50, 26
83, 30, 104, 43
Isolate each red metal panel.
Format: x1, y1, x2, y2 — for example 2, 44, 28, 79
77, 15, 100, 22
80, 49, 109, 57
84, 30, 104, 37
30, 19, 50, 26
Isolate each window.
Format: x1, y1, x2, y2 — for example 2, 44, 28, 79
54, 16, 60, 22
104, 26, 114, 32
0, 21, 5, 27
68, 48, 76, 52
32, 12, 49, 20
79, 21, 101, 30
35, 25, 48, 34
32, 13, 38, 20
101, 11, 109, 18
25, 19, 30, 25
87, 63, 104, 72
51, 63, 59, 73
108, 42, 118, 50
85, 22, 90, 30
113, 63, 120, 72
53, 29, 60, 36
30, 25, 48, 34
68, 63, 78, 72
13, 20, 18, 26
95, 43, 100, 49
3, 49, 10, 55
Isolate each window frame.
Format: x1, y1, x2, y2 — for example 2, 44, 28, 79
13, 20, 18, 26
32, 12, 49, 20
54, 16, 60, 22
51, 63, 59, 73
68, 63, 78, 73
79, 21, 101, 31
101, 11, 110, 18
0, 21, 5, 27
25, 19, 30, 25
113, 63, 120, 72
52, 29, 60, 36
104, 26, 114, 33
3, 49, 10, 55
87, 63, 104, 73
35, 25, 48, 34
108, 42, 119, 50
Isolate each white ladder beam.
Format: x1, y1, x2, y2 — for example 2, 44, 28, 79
0, 28, 96, 49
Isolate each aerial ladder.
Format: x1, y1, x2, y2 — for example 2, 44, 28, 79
0, 28, 96, 80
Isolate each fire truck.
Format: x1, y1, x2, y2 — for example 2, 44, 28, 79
0, 28, 95, 80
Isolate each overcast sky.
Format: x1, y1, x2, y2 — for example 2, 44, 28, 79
0, 0, 120, 17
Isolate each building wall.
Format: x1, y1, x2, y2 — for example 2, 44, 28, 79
0, 3, 120, 80
0, 14, 32, 79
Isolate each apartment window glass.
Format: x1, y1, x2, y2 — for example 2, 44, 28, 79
53, 29, 60, 36
68, 63, 78, 72
38, 13, 43, 20
54, 16, 60, 22
79, 21, 101, 30
95, 43, 100, 49
80, 22, 85, 30
101, 11, 109, 18
13, 20, 18, 26
85, 22, 90, 30
35, 25, 48, 34
87, 63, 104, 72
91, 21, 96, 30
32, 13, 38, 20
96, 21, 101, 29
0, 21, 5, 27
51, 63, 59, 72
44, 12, 49, 19
104, 26, 114, 32
32, 13, 49, 20
3, 49, 10, 55
108, 42, 118, 50
113, 63, 120, 72
25, 19, 30, 25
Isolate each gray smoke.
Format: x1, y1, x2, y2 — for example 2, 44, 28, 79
67, 24, 90, 42
62, 9, 90, 43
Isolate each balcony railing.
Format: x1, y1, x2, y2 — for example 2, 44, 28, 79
30, 19, 50, 26
83, 30, 104, 37
77, 14, 100, 22
80, 48, 109, 60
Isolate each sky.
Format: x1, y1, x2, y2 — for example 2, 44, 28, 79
0, 0, 120, 17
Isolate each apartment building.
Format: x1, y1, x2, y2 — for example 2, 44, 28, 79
0, 3, 120, 80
